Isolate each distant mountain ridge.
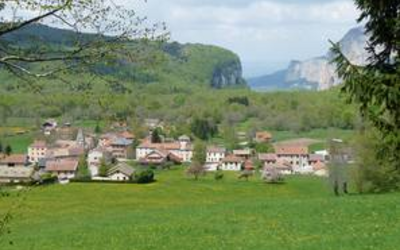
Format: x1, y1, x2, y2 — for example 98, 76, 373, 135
0, 24, 246, 89
248, 27, 369, 91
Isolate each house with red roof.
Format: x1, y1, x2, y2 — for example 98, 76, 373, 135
220, 155, 244, 171
0, 154, 29, 167
255, 131, 273, 143
136, 136, 193, 164
45, 159, 79, 181
274, 145, 309, 173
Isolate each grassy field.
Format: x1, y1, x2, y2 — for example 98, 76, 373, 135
271, 128, 355, 143
0, 133, 33, 154
1, 169, 399, 250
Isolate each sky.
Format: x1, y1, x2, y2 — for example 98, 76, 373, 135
126, 0, 360, 77
3, 0, 360, 77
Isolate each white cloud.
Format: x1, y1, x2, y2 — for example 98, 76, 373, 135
4, 0, 360, 76
143, 0, 358, 76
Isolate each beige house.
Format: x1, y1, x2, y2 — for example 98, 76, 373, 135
136, 137, 193, 163
258, 153, 278, 165
0, 166, 34, 183
0, 154, 29, 167
45, 159, 79, 180
220, 155, 244, 171
233, 149, 253, 160
107, 163, 135, 181
28, 141, 48, 163
274, 145, 309, 173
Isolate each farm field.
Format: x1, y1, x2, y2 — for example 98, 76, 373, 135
0, 133, 34, 154
1, 169, 399, 250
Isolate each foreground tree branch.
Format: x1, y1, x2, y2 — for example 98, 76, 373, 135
0, 0, 168, 78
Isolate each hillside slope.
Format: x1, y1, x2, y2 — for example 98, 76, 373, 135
0, 24, 246, 90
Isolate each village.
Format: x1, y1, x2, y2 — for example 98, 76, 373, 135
0, 118, 331, 184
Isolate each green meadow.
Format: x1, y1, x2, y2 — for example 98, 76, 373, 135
1, 169, 399, 250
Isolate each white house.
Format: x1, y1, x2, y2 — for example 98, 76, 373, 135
28, 141, 48, 163
220, 155, 244, 171
107, 163, 135, 181
42, 119, 58, 135
263, 161, 293, 175
233, 149, 252, 160
205, 146, 226, 171
136, 137, 193, 163
206, 146, 226, 163
274, 145, 309, 173
87, 148, 111, 177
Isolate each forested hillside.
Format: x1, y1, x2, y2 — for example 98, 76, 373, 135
0, 24, 245, 89
0, 24, 357, 136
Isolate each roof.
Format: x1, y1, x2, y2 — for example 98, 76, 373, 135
178, 135, 191, 141
207, 146, 226, 154
167, 152, 183, 163
258, 153, 277, 161
119, 131, 135, 140
313, 161, 327, 171
30, 140, 47, 148
0, 167, 33, 179
309, 154, 325, 162
222, 154, 244, 163
89, 147, 109, 155
0, 154, 28, 165
233, 149, 252, 155
100, 133, 115, 140
68, 146, 85, 156
138, 140, 191, 151
264, 161, 292, 171
244, 160, 254, 170
108, 163, 135, 176
55, 140, 77, 148
45, 148, 70, 158
111, 138, 133, 146
45, 159, 79, 172
256, 131, 272, 140
275, 146, 308, 155
42, 119, 57, 126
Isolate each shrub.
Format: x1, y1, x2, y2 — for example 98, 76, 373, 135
238, 170, 253, 181
39, 173, 58, 185
133, 169, 155, 184
186, 162, 206, 180
261, 167, 284, 184
214, 170, 224, 181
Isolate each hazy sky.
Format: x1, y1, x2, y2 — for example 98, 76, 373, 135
125, 0, 359, 77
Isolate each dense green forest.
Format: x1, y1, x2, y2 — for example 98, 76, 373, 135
0, 24, 357, 139
0, 73, 356, 134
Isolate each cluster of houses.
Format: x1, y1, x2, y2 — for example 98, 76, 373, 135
0, 119, 330, 184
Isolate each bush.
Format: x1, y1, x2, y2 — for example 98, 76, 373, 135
133, 169, 155, 184
261, 168, 284, 184
214, 170, 224, 181
38, 173, 58, 185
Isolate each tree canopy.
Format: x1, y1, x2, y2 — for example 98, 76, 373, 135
331, 0, 400, 190
0, 0, 167, 79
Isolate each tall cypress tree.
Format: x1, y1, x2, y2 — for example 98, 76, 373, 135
331, 0, 400, 188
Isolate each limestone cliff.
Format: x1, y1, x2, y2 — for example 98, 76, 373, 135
249, 27, 369, 91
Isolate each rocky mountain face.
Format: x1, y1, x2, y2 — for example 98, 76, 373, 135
249, 27, 369, 91
211, 60, 246, 88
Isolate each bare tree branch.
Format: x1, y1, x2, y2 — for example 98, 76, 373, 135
0, 0, 72, 37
